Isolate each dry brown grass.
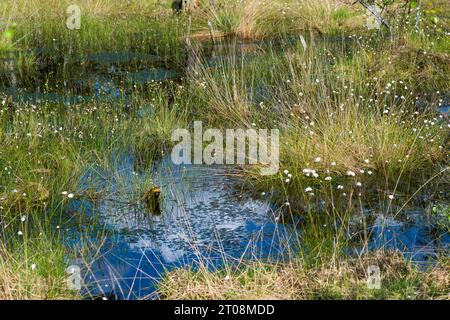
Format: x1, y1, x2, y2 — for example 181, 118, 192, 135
159, 251, 450, 300
0, 266, 74, 300
192, 0, 363, 39
0, 243, 78, 300
297, 0, 363, 33
0, 0, 169, 19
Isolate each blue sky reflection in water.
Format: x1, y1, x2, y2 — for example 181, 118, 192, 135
62, 154, 297, 299
57, 152, 449, 299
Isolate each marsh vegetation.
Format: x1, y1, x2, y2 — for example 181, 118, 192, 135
0, 0, 448, 299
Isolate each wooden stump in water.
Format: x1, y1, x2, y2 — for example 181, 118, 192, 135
143, 186, 162, 215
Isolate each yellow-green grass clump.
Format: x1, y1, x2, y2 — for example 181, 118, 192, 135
159, 251, 449, 300
184, 35, 448, 207
0, 236, 79, 300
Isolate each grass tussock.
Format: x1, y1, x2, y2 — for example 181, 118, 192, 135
185, 34, 448, 207
0, 239, 78, 300
195, 0, 363, 39
159, 251, 450, 300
